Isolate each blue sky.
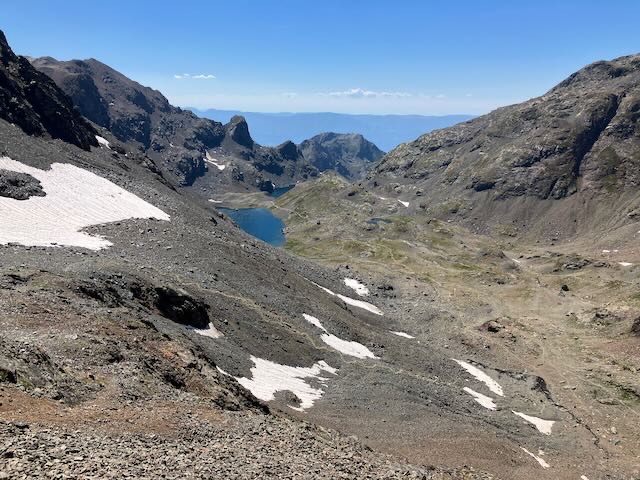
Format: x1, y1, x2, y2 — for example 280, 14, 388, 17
3, 0, 640, 115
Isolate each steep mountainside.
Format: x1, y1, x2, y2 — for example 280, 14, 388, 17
371, 54, 640, 239
31, 57, 316, 191
299, 132, 384, 180
0, 32, 96, 150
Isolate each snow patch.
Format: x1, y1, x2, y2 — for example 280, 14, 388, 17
189, 323, 223, 339
452, 359, 504, 396
234, 355, 338, 411
205, 152, 226, 170
321, 334, 378, 359
95, 135, 110, 149
512, 411, 555, 435
302, 314, 377, 359
315, 283, 383, 315
208, 199, 223, 204
344, 278, 370, 296
390, 331, 414, 339
581, 476, 590, 480
520, 447, 550, 469
0, 157, 170, 250
619, 262, 633, 267
463, 387, 496, 410
302, 313, 328, 333
398, 200, 409, 207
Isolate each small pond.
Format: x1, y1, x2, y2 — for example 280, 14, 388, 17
269, 185, 295, 198
219, 207, 286, 247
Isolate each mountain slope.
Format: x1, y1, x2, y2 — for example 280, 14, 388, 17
31, 57, 316, 191
299, 132, 384, 180
193, 108, 474, 151
0, 32, 96, 150
369, 54, 640, 239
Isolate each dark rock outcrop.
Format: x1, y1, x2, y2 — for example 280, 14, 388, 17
0, 31, 97, 150
0, 170, 45, 200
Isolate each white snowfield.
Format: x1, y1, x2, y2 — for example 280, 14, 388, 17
95, 135, 111, 149
520, 447, 550, 469
452, 359, 504, 397
463, 387, 496, 410
398, 200, 409, 208
512, 411, 555, 435
234, 355, 338, 411
315, 283, 384, 315
302, 313, 377, 359
344, 278, 370, 296
0, 157, 170, 250
205, 152, 226, 170
390, 331, 414, 339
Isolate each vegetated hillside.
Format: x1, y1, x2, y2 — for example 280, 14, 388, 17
192, 108, 474, 151
299, 132, 384, 180
370, 54, 640, 240
31, 57, 317, 192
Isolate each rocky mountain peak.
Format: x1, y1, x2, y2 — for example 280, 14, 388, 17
276, 140, 299, 160
225, 115, 254, 149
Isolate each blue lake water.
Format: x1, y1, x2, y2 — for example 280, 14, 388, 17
269, 185, 294, 198
219, 208, 286, 247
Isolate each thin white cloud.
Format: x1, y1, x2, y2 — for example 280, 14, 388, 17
435, 93, 446, 99
174, 73, 216, 80
321, 88, 412, 98
280, 92, 299, 98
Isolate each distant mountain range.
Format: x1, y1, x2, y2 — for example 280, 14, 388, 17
189, 109, 474, 152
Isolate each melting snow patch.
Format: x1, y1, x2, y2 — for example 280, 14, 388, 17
344, 278, 370, 296
398, 200, 409, 207
452, 359, 504, 396
208, 199, 223, 204
315, 283, 383, 315
302, 314, 377, 359
581, 476, 590, 480
234, 355, 338, 411
95, 135, 111, 149
390, 331, 414, 339
463, 387, 496, 410
0, 157, 170, 250
205, 152, 226, 170
302, 313, 328, 333
512, 411, 554, 435
602, 249, 610, 253
520, 447, 549, 469
189, 323, 223, 339
321, 334, 378, 359
619, 262, 633, 267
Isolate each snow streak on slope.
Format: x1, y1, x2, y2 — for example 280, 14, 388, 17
520, 447, 550, 469
512, 411, 555, 435
463, 387, 496, 410
315, 283, 383, 315
452, 359, 504, 396
343, 278, 370, 296
235, 356, 338, 411
302, 314, 378, 359
0, 157, 169, 250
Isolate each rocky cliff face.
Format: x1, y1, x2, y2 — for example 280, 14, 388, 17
300, 132, 384, 180
370, 54, 640, 237
0, 32, 97, 150
31, 57, 316, 191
